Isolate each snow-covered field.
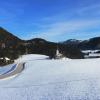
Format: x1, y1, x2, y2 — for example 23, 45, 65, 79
0, 55, 100, 100
14, 54, 49, 63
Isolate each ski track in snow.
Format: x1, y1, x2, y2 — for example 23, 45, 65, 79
2, 64, 16, 75
0, 64, 15, 75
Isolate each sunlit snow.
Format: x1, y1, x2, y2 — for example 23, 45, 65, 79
0, 54, 100, 100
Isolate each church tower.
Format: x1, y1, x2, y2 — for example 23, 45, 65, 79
55, 43, 63, 59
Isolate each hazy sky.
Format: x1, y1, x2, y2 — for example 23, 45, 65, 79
1, 0, 100, 41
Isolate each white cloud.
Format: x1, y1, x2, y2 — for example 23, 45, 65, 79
30, 19, 100, 40
75, 4, 100, 17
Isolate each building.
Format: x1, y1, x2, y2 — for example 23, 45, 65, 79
55, 46, 64, 59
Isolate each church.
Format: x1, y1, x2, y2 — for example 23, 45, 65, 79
55, 47, 64, 59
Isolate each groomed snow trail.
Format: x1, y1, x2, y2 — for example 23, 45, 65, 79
0, 63, 24, 79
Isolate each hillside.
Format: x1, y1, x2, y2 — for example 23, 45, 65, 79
0, 27, 20, 42
0, 27, 24, 65
0, 27, 22, 48
62, 37, 100, 50
78, 37, 100, 50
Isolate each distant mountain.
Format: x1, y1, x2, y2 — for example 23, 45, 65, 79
0, 27, 21, 41
61, 37, 100, 50
62, 39, 81, 45
78, 37, 100, 50
0, 27, 24, 65
24, 38, 57, 59
26, 38, 47, 43
0, 27, 23, 49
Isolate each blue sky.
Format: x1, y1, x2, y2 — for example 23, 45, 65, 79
0, 0, 100, 41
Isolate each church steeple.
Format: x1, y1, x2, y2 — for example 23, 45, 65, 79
55, 43, 63, 59
56, 43, 60, 55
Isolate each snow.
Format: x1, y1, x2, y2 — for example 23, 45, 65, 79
5, 57, 10, 61
0, 55, 100, 99
14, 54, 49, 63
82, 50, 100, 58
82, 50, 100, 53
0, 57, 10, 61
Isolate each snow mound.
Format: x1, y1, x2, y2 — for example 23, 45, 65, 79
14, 54, 49, 63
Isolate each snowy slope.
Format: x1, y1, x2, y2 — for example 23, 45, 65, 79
0, 58, 100, 99
14, 54, 49, 63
